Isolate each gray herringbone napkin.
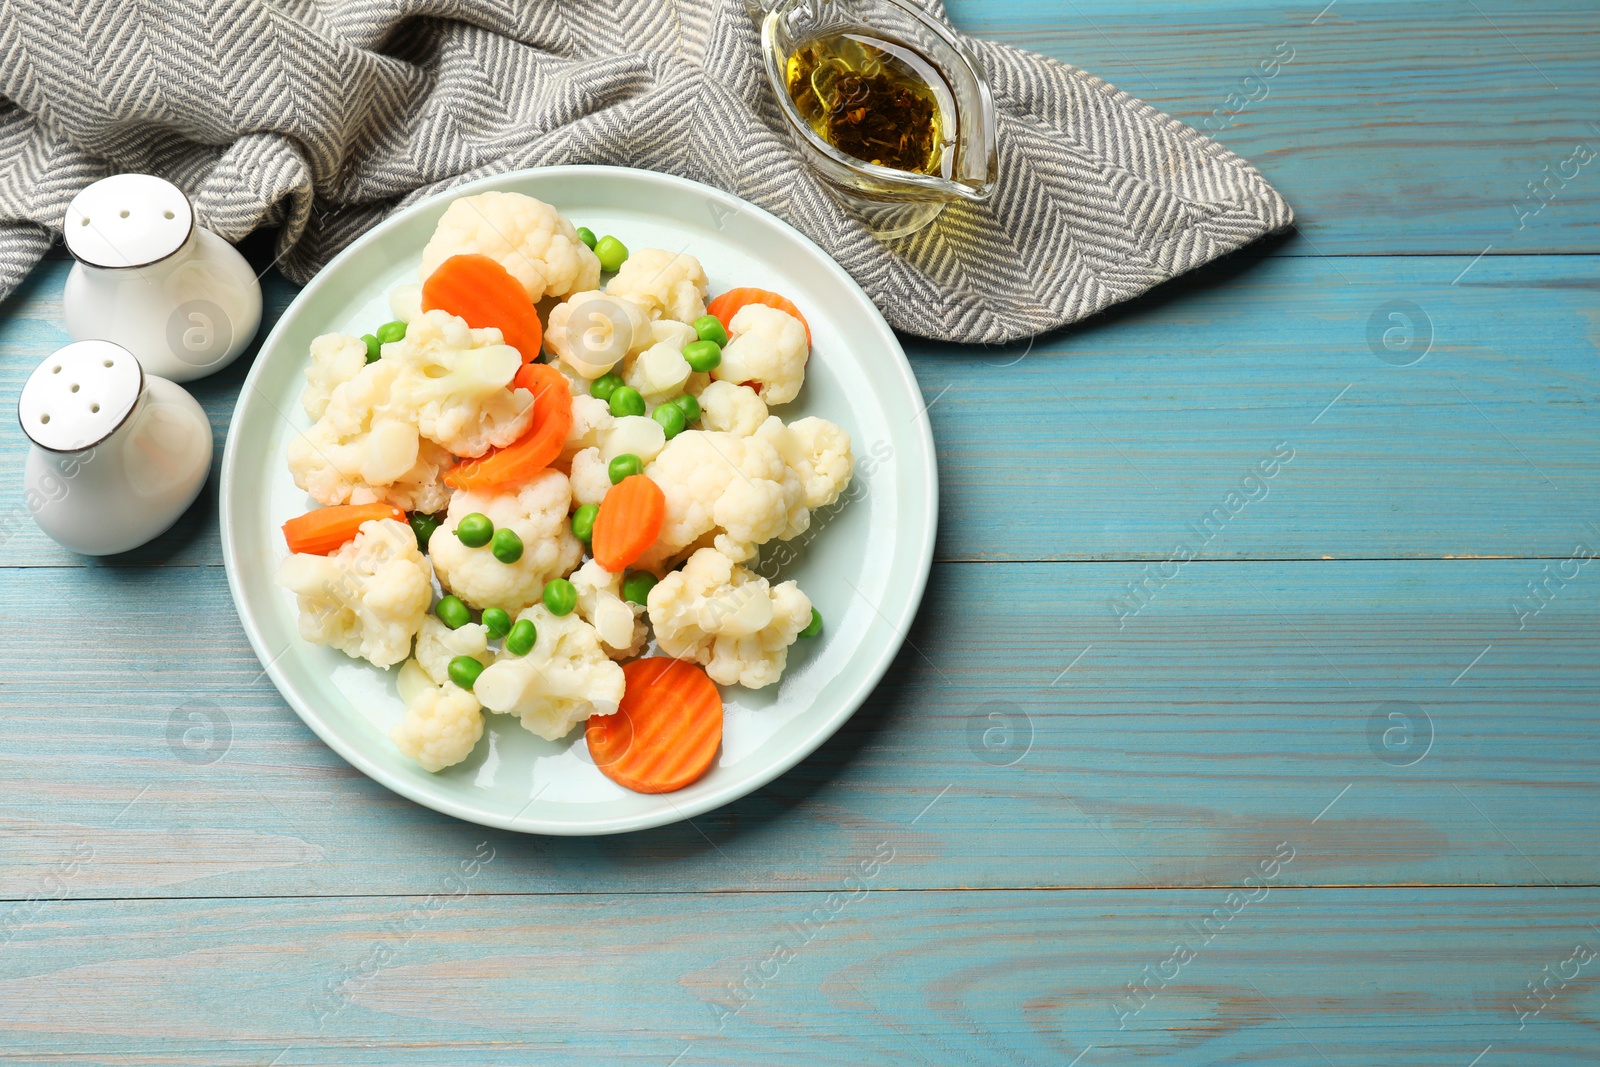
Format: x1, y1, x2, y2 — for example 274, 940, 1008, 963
0, 0, 1290, 344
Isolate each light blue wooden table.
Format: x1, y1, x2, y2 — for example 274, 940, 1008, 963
2, 1, 1597, 1063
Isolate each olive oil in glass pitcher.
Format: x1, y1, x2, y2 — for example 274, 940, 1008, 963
786, 32, 948, 177
756, 0, 998, 239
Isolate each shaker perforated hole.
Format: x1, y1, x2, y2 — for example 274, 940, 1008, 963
90, 404, 100, 414
163, 211, 175, 220
103, 359, 114, 367
119, 209, 130, 218
51, 365, 61, 374
69, 383, 79, 393
39, 414, 50, 424
79, 217, 90, 227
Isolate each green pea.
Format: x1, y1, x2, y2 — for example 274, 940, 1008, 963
692, 314, 729, 347
673, 392, 701, 423
576, 226, 597, 250
447, 655, 485, 691
455, 512, 493, 548
594, 236, 629, 273
652, 402, 686, 440
682, 339, 722, 373
621, 572, 657, 606
590, 372, 624, 403
491, 527, 525, 564
504, 618, 537, 656
408, 511, 442, 551
361, 333, 381, 363
482, 607, 512, 639
543, 578, 578, 616
571, 504, 599, 543
799, 607, 823, 638
608, 453, 642, 484
436, 595, 470, 630
608, 385, 645, 418
376, 320, 407, 345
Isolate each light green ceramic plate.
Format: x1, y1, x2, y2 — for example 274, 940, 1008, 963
221, 166, 936, 835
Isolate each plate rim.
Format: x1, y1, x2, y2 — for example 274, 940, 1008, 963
220, 164, 937, 836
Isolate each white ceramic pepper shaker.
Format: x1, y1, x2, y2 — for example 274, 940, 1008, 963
18, 340, 213, 556
62, 174, 262, 383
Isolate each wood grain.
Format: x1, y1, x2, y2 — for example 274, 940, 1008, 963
915, 250, 1600, 562
1, 888, 1596, 1064
1, 558, 1593, 896
0, 3, 1597, 1060
947, 0, 1600, 256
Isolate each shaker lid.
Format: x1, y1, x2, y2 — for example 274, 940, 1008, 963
63, 174, 195, 269
19, 341, 144, 453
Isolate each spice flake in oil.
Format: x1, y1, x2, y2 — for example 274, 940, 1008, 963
785, 32, 949, 177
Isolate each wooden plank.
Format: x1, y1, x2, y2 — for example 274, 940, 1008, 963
1, 887, 1595, 1064
0, 5, 1591, 1058
918, 250, 1600, 562
1, 557, 1593, 897
4, 254, 1598, 567
946, 0, 1600, 255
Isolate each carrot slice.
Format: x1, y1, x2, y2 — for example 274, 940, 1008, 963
591, 474, 665, 573
705, 287, 811, 346
445, 363, 573, 491
510, 358, 564, 398
587, 657, 722, 794
421, 253, 544, 364
282, 502, 404, 555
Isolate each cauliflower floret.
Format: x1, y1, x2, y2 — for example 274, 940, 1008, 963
568, 447, 612, 507
414, 616, 492, 684
563, 395, 665, 472
698, 381, 768, 438
570, 559, 648, 660
714, 304, 809, 405
551, 357, 589, 397
302, 333, 368, 421
605, 249, 709, 323
474, 604, 626, 740
288, 408, 455, 514
391, 678, 484, 772
276, 518, 432, 668
545, 291, 650, 379
647, 547, 812, 688
389, 284, 423, 324
640, 429, 807, 567
429, 471, 584, 612
284, 422, 451, 515
623, 320, 696, 403
420, 191, 601, 302
564, 394, 614, 458
290, 310, 532, 508
396, 657, 434, 705
756, 415, 853, 510
600, 415, 666, 465
383, 309, 533, 457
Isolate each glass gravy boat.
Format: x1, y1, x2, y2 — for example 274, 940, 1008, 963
753, 0, 999, 238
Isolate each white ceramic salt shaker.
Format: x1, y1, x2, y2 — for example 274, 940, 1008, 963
18, 340, 213, 556
62, 174, 262, 383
